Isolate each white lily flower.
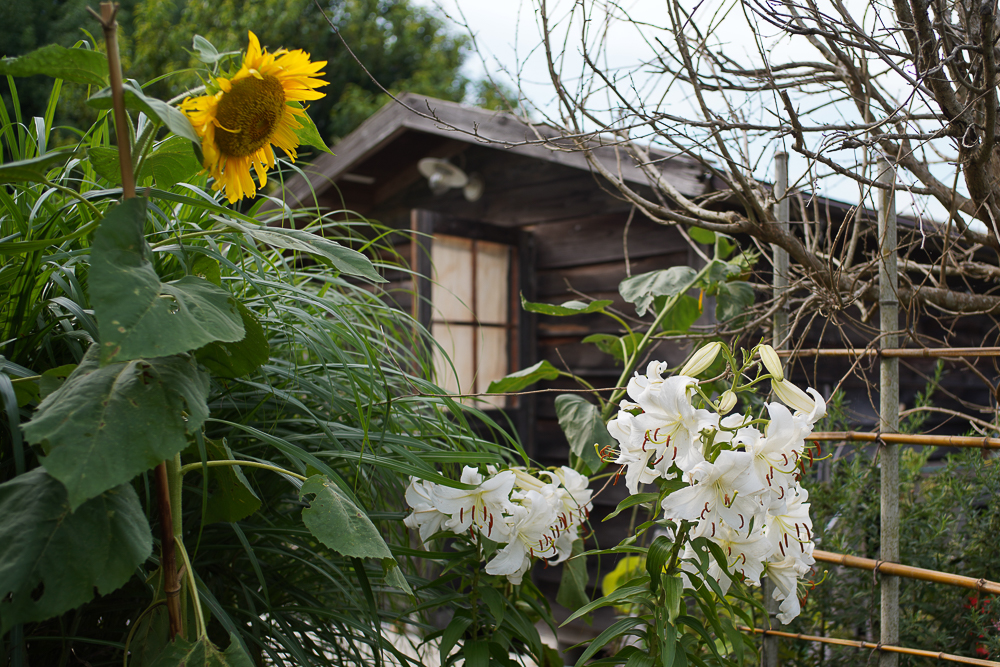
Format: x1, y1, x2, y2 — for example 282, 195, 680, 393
711, 522, 772, 586
764, 485, 814, 563
638, 376, 718, 474
717, 389, 738, 415
432, 466, 516, 541
625, 360, 670, 408
402, 477, 450, 543
738, 404, 802, 510
484, 490, 558, 584
608, 410, 664, 493
765, 555, 812, 623
660, 450, 767, 536
544, 466, 593, 526
757, 344, 784, 382
679, 341, 722, 377
772, 379, 826, 426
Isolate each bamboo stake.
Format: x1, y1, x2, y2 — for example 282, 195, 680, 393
90, 1, 181, 640
776, 347, 1000, 358
878, 157, 900, 667
813, 550, 1000, 595
762, 151, 790, 667
740, 627, 1000, 666
807, 431, 1000, 448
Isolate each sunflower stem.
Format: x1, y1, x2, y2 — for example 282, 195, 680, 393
90, 1, 135, 199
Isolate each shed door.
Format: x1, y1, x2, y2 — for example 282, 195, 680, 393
410, 210, 536, 449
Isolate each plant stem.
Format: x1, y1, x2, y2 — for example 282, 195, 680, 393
178, 459, 307, 481
91, 2, 135, 199
154, 462, 183, 639
174, 538, 207, 638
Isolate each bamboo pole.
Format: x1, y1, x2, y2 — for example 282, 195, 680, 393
763, 151, 790, 667
740, 627, 1000, 666
776, 347, 1000, 358
813, 550, 1000, 595
878, 157, 900, 667
807, 431, 1000, 449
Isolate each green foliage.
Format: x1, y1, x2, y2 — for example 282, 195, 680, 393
554, 394, 613, 474
299, 474, 393, 559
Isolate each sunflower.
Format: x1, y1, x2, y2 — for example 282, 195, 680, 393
180, 31, 327, 203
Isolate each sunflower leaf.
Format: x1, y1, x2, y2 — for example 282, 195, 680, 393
194, 302, 269, 379
0, 44, 108, 86
299, 475, 393, 559
145, 634, 254, 667
0, 468, 152, 634
22, 346, 210, 509
87, 81, 199, 143
90, 198, 244, 363
288, 101, 333, 154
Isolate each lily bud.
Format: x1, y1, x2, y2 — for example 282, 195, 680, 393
758, 344, 784, 382
772, 378, 814, 414
679, 341, 722, 377
717, 389, 737, 414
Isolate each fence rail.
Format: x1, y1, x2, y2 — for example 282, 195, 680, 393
807, 432, 1000, 449
813, 550, 1000, 595
776, 347, 1000, 358
741, 627, 1000, 666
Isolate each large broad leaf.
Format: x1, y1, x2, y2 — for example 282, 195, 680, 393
0, 149, 75, 184
90, 198, 244, 364
715, 281, 754, 325
146, 634, 253, 667
556, 539, 590, 611
554, 394, 612, 473
23, 346, 210, 509
195, 302, 270, 379
658, 293, 702, 334
520, 294, 612, 316
582, 333, 642, 362
0, 468, 152, 633
197, 439, 262, 525
91, 137, 201, 188
0, 44, 108, 86
486, 359, 560, 393
87, 81, 199, 143
216, 219, 385, 283
619, 266, 698, 316
299, 475, 392, 559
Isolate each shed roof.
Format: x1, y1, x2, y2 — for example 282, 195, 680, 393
282, 93, 707, 209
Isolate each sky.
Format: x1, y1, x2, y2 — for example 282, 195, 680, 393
411, 0, 961, 223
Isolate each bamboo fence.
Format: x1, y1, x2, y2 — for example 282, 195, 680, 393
807, 432, 1000, 449
741, 627, 1000, 667
813, 550, 1000, 595
776, 347, 1000, 358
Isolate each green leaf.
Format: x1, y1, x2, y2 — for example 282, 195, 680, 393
582, 332, 642, 362
0, 44, 108, 86
146, 634, 254, 667
216, 219, 386, 283
663, 573, 683, 623
658, 293, 702, 334
702, 259, 737, 287
289, 101, 333, 154
299, 474, 392, 559
191, 35, 226, 64
39, 364, 76, 399
686, 227, 715, 245
197, 439, 261, 524
195, 302, 270, 379
90, 198, 244, 364
87, 81, 199, 143
564, 581, 651, 625
0, 468, 152, 633
142, 135, 202, 188
191, 256, 222, 286
556, 539, 590, 611
646, 535, 673, 594
88, 145, 122, 184
620, 267, 698, 316
521, 294, 613, 316
463, 640, 490, 667
126, 604, 170, 667
574, 617, 647, 667
625, 651, 655, 667
715, 281, 754, 325
487, 359, 561, 393
604, 493, 659, 522
554, 394, 612, 473
10, 377, 39, 407
381, 558, 414, 597
479, 585, 506, 626
0, 149, 75, 184
439, 613, 472, 662
23, 346, 210, 509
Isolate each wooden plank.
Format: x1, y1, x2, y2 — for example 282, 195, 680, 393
532, 213, 686, 269
537, 253, 688, 297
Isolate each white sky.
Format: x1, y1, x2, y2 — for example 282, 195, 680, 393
412, 0, 959, 222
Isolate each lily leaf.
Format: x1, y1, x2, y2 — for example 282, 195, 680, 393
556, 539, 590, 611
486, 359, 560, 393
0, 468, 152, 633
23, 346, 210, 509
90, 198, 244, 364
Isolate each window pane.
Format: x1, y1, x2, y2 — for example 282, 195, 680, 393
477, 326, 509, 409
432, 235, 474, 321
476, 240, 509, 325
432, 322, 475, 398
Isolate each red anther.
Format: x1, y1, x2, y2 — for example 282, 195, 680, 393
738, 514, 745, 529
470, 526, 475, 537
711, 523, 716, 537
800, 541, 805, 553
653, 454, 665, 465
795, 524, 801, 537
724, 494, 731, 506
642, 433, 649, 451
654, 428, 662, 440
471, 506, 475, 522
781, 453, 788, 466
584, 506, 591, 519
460, 507, 464, 522
701, 502, 710, 519
805, 525, 812, 539
740, 553, 747, 565
779, 542, 786, 556
539, 539, 544, 550
808, 450, 815, 465
613, 466, 625, 485
488, 515, 494, 536
671, 447, 678, 461
530, 548, 534, 557
727, 546, 733, 556
784, 534, 790, 548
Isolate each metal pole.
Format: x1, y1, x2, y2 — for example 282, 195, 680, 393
762, 151, 789, 667
878, 157, 900, 667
